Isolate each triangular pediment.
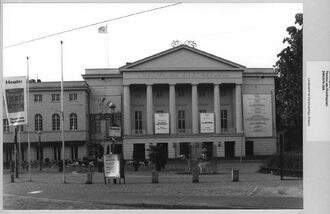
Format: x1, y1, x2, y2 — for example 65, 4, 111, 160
121, 45, 245, 71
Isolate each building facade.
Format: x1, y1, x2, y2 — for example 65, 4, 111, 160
3, 80, 90, 163
83, 45, 277, 161
3, 45, 276, 163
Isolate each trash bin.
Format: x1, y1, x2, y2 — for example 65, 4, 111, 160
86, 172, 93, 184
58, 161, 63, 172
151, 170, 159, 183
232, 169, 239, 182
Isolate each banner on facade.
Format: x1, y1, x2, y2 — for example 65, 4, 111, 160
103, 154, 120, 178
3, 76, 28, 126
109, 126, 121, 137
243, 94, 273, 137
200, 113, 214, 133
154, 113, 169, 134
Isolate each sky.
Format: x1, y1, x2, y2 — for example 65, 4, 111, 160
3, 3, 303, 81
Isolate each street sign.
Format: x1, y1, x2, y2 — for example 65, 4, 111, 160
109, 126, 121, 137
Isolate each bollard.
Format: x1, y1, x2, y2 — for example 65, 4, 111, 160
232, 169, 239, 182
192, 168, 199, 183
151, 171, 159, 183
86, 172, 93, 184
11, 174, 14, 183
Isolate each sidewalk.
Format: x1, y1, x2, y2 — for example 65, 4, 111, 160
3, 160, 303, 209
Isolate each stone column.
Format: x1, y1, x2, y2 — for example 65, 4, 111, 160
123, 85, 131, 136
146, 84, 153, 135
235, 84, 243, 134
214, 83, 221, 134
169, 84, 176, 134
192, 83, 199, 134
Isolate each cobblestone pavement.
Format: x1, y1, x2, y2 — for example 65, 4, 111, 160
3, 160, 303, 210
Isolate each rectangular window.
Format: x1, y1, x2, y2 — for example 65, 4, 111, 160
134, 111, 143, 134
199, 89, 206, 97
34, 94, 43, 102
178, 88, 185, 97
221, 109, 228, 131
3, 119, 9, 132
178, 110, 186, 132
69, 93, 78, 101
51, 94, 60, 102
19, 125, 23, 132
156, 88, 163, 97
220, 89, 226, 97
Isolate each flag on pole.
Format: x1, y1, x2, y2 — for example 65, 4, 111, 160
98, 25, 107, 34
3, 76, 28, 126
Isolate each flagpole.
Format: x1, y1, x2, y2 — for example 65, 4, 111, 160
27, 56, 32, 181
106, 24, 109, 68
60, 41, 66, 183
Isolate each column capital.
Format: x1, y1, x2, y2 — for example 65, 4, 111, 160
169, 83, 176, 86
191, 83, 198, 86
213, 82, 222, 86
123, 84, 131, 87
146, 83, 154, 86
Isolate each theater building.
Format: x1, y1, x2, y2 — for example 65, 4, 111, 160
2, 80, 90, 163
84, 45, 277, 160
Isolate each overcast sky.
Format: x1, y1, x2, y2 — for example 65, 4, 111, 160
3, 3, 302, 81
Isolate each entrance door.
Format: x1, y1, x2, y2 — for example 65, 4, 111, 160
245, 141, 254, 156
225, 141, 235, 158
202, 142, 213, 160
133, 144, 145, 161
179, 142, 191, 158
157, 143, 168, 159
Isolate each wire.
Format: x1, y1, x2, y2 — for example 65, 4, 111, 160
4, 2, 182, 49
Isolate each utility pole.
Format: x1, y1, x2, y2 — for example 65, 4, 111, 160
14, 126, 19, 178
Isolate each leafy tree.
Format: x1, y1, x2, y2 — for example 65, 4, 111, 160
274, 13, 303, 151
148, 145, 167, 171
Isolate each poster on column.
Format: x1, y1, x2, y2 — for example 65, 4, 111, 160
243, 94, 273, 137
154, 113, 169, 134
3, 76, 28, 126
200, 113, 214, 133
103, 154, 120, 178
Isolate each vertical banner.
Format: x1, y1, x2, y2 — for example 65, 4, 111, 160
200, 113, 214, 133
243, 94, 273, 137
154, 113, 169, 134
3, 76, 27, 126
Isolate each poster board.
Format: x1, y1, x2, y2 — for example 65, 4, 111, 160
243, 94, 273, 137
103, 154, 120, 178
154, 113, 169, 134
109, 126, 121, 137
200, 113, 214, 133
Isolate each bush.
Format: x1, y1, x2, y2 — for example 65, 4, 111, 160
260, 152, 303, 176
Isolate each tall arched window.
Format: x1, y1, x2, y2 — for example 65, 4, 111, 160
52, 113, 60, 130
70, 113, 78, 130
35, 114, 43, 131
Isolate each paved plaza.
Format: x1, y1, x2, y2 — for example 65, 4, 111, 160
3, 160, 303, 209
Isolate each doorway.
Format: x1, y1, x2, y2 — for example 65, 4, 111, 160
133, 144, 145, 161
245, 141, 254, 156
225, 141, 235, 158
202, 142, 213, 160
157, 143, 168, 159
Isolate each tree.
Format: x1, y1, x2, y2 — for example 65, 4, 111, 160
274, 13, 303, 151
148, 145, 167, 171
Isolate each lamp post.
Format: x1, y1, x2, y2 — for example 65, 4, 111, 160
109, 102, 116, 154
38, 131, 42, 171
239, 131, 244, 163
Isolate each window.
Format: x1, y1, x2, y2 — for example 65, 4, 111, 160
19, 125, 23, 132
156, 88, 163, 97
70, 113, 78, 130
178, 110, 186, 131
69, 93, 77, 101
34, 94, 43, 102
52, 113, 60, 130
35, 114, 43, 131
51, 94, 60, 102
220, 89, 226, 97
134, 111, 143, 134
221, 110, 228, 131
199, 89, 206, 97
3, 119, 9, 132
178, 88, 185, 97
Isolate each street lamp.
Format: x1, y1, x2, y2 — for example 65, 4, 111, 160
109, 102, 116, 154
239, 131, 244, 163
37, 131, 42, 171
